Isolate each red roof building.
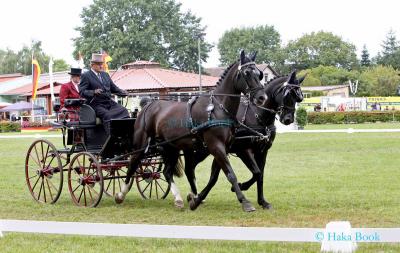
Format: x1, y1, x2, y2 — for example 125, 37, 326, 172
2, 61, 218, 114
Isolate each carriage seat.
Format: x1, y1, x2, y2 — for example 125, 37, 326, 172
61, 99, 102, 127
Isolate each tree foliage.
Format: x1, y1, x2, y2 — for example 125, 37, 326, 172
358, 65, 400, 96
360, 44, 371, 67
217, 25, 283, 69
0, 41, 68, 75
73, 0, 212, 72
298, 66, 359, 87
376, 30, 400, 69
285, 31, 358, 70
299, 65, 400, 97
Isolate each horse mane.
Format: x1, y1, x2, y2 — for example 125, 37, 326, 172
265, 75, 287, 93
216, 61, 237, 86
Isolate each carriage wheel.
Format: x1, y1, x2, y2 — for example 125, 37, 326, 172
136, 156, 170, 199
68, 152, 103, 207
102, 165, 134, 197
25, 139, 63, 204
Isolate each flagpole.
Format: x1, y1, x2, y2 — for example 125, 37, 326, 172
49, 57, 55, 102
31, 53, 34, 121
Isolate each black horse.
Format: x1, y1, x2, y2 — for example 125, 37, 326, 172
185, 71, 305, 210
115, 51, 267, 212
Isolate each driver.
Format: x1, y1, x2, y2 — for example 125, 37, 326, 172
79, 53, 129, 135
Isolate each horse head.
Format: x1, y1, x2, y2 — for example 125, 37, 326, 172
265, 70, 305, 125
235, 50, 267, 106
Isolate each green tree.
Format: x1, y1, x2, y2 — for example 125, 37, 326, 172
53, 59, 69, 72
0, 48, 19, 74
0, 41, 70, 75
360, 44, 371, 67
285, 31, 358, 70
358, 65, 400, 96
376, 30, 400, 69
16, 41, 50, 75
73, 0, 212, 72
298, 66, 359, 87
217, 25, 283, 70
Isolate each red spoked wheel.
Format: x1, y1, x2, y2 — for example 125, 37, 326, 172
136, 156, 170, 199
68, 152, 103, 207
25, 139, 63, 204
102, 163, 134, 197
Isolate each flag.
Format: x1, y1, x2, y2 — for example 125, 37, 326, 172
49, 57, 55, 101
102, 52, 112, 73
32, 58, 41, 100
78, 51, 84, 69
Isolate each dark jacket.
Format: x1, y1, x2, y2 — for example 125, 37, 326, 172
79, 70, 125, 104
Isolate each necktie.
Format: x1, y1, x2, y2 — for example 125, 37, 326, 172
97, 73, 103, 83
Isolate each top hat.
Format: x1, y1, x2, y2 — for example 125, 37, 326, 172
68, 67, 82, 76
90, 53, 104, 63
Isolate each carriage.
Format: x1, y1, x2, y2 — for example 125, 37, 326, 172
25, 98, 170, 207
25, 51, 304, 212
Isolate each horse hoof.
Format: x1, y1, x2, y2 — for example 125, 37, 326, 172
115, 192, 124, 204
187, 193, 198, 210
242, 201, 256, 212
261, 202, 273, 210
175, 199, 184, 209
187, 192, 195, 202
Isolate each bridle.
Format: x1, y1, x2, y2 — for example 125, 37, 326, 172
236, 61, 265, 101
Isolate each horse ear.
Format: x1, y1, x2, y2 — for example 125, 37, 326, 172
259, 69, 264, 81
297, 74, 307, 85
287, 70, 297, 83
240, 50, 246, 64
251, 51, 258, 61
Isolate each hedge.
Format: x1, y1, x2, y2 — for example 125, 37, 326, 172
307, 111, 400, 124
0, 121, 21, 132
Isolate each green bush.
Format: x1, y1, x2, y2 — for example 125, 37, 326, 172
296, 107, 308, 128
307, 111, 400, 124
0, 121, 21, 132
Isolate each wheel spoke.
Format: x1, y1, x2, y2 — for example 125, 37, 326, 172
155, 180, 166, 194
142, 181, 152, 193
42, 179, 47, 202
32, 176, 41, 192
83, 187, 87, 206
29, 175, 38, 180
155, 180, 159, 199
149, 181, 153, 198
34, 145, 42, 168
87, 186, 94, 204
72, 184, 81, 193
45, 178, 54, 201
29, 154, 41, 168
40, 141, 44, 165
47, 177, 59, 192
77, 187, 84, 203
37, 178, 43, 201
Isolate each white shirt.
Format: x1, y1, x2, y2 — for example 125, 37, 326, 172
71, 80, 79, 92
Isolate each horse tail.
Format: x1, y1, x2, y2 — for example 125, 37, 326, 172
173, 155, 184, 178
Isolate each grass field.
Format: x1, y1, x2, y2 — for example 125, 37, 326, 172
0, 127, 399, 252
305, 122, 400, 130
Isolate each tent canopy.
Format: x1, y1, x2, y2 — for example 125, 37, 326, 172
0, 101, 44, 112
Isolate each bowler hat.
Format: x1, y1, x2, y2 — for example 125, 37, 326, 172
90, 53, 104, 63
68, 68, 82, 76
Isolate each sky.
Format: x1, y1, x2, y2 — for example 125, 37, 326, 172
0, 0, 399, 68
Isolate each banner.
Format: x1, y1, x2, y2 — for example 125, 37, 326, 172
31, 58, 41, 100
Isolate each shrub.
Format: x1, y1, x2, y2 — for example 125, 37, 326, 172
307, 111, 400, 124
21, 121, 51, 128
0, 121, 21, 132
296, 107, 308, 129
